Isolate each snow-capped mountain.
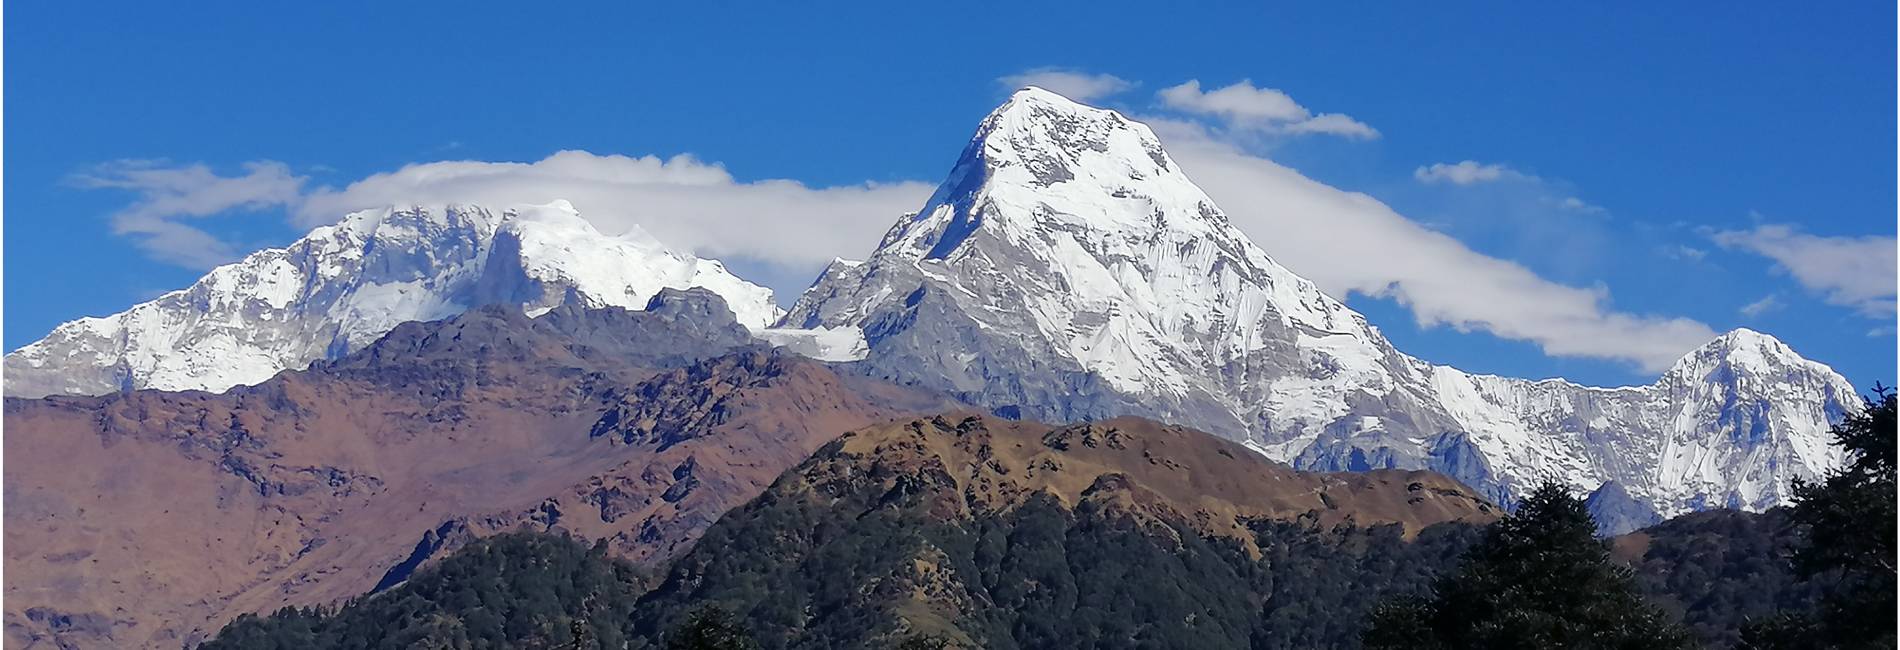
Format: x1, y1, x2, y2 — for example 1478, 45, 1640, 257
1398, 330, 1851, 518
782, 86, 1856, 521
5, 200, 782, 397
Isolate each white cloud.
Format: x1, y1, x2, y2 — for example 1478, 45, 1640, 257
1280, 113, 1377, 138
1148, 118, 1717, 372
296, 151, 933, 272
1713, 223, 1897, 317
1414, 160, 1520, 185
997, 68, 1134, 102
71, 160, 306, 269
74, 153, 933, 284
1157, 80, 1378, 140
1739, 294, 1782, 318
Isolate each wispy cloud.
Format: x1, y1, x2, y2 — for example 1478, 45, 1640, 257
1157, 79, 1378, 140
1414, 160, 1522, 185
1555, 196, 1606, 215
1713, 223, 1897, 317
1149, 118, 1716, 372
1415, 160, 1608, 224
1661, 245, 1709, 262
1739, 294, 1782, 318
997, 68, 1134, 102
70, 160, 306, 269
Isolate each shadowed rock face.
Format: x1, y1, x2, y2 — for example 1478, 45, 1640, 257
1587, 480, 1665, 536
2, 290, 954, 650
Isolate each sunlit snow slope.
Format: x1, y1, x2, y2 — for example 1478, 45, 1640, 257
6, 201, 782, 397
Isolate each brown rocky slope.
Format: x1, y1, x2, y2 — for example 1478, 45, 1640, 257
2, 290, 953, 649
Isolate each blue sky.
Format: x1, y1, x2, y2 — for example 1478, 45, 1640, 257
6, 2, 1895, 388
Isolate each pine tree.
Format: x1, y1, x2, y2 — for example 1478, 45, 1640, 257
665, 606, 759, 650
1743, 387, 1896, 649
1364, 482, 1693, 649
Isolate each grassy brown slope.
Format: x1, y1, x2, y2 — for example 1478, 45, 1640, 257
827, 413, 1496, 546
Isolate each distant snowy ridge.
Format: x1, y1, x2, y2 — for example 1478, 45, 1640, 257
1405, 329, 1851, 519
5, 200, 783, 397
755, 325, 870, 363
782, 86, 1856, 522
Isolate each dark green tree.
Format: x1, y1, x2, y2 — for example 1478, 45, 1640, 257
1364, 482, 1693, 649
1743, 387, 1896, 649
666, 606, 759, 650
893, 634, 953, 649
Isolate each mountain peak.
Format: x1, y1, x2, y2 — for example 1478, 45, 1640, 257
1670, 327, 1826, 380
1712, 327, 1782, 347
1002, 84, 1078, 102
872, 89, 1230, 267
988, 85, 1107, 123
786, 89, 1380, 398
967, 85, 1175, 189
1701, 327, 1795, 360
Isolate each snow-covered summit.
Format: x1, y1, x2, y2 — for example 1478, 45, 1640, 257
5, 201, 782, 397
1666, 327, 1832, 380
784, 87, 1857, 523
787, 86, 1379, 396
894, 85, 1279, 262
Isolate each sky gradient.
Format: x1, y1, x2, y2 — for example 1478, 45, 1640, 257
6, 2, 1895, 388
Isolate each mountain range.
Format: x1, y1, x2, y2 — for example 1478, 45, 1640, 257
782, 87, 1855, 521
7, 88, 1857, 524
1, 86, 1865, 648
